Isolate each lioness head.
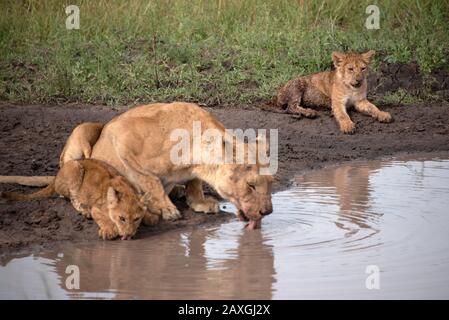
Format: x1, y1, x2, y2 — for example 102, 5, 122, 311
106, 177, 146, 240
332, 50, 375, 89
214, 164, 273, 230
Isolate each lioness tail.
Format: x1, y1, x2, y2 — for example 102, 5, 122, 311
1, 180, 56, 201
0, 176, 54, 186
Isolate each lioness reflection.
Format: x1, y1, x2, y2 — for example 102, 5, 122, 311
42, 226, 275, 299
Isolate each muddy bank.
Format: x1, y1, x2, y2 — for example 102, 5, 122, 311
1, 99, 449, 254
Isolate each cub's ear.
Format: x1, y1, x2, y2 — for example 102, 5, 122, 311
332, 51, 346, 67
362, 50, 375, 64
107, 187, 119, 208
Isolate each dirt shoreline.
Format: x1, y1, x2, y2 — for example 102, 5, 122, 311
1, 100, 449, 256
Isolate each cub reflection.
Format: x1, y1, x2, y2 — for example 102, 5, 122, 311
297, 162, 384, 234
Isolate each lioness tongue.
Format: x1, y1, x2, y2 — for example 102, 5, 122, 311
245, 219, 261, 230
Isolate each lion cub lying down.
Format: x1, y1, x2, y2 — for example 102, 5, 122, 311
275, 50, 392, 133
2, 159, 159, 240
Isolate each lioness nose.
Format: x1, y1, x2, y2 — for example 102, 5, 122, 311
261, 205, 273, 216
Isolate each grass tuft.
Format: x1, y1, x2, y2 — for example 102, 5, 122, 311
1, 0, 448, 105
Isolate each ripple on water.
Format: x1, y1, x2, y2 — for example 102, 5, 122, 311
1, 157, 449, 299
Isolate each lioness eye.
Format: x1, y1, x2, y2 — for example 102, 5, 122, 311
120, 216, 126, 223
348, 67, 354, 71
361, 67, 366, 71
134, 217, 140, 222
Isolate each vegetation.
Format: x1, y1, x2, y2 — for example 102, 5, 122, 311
0, 0, 448, 105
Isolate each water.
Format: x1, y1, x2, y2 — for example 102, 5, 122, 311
1, 156, 449, 299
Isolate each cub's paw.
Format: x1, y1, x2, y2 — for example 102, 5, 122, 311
80, 208, 92, 219
98, 226, 119, 240
143, 212, 160, 226
340, 120, 356, 134
291, 114, 303, 120
376, 111, 393, 123
303, 109, 319, 118
189, 197, 220, 214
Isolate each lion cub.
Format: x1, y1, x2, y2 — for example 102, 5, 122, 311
275, 50, 392, 133
2, 159, 159, 240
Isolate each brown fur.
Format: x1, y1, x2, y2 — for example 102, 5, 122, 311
0, 175, 53, 187
91, 102, 273, 226
2, 159, 158, 240
0, 103, 273, 228
0, 122, 104, 187
273, 50, 392, 133
59, 122, 104, 167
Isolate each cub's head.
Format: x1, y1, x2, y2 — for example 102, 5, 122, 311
106, 177, 147, 240
215, 164, 273, 230
332, 50, 375, 90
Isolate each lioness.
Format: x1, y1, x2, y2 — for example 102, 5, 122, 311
274, 50, 392, 133
91, 102, 273, 229
0, 122, 104, 187
59, 122, 104, 167
2, 159, 158, 240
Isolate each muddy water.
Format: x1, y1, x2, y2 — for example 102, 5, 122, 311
1, 156, 449, 299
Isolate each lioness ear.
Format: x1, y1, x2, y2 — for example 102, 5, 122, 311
362, 50, 375, 64
332, 51, 346, 67
107, 187, 118, 208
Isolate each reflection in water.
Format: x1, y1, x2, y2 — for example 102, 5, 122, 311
297, 162, 383, 243
1, 156, 449, 299
0, 226, 275, 299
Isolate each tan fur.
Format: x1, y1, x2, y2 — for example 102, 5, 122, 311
59, 122, 104, 167
0, 122, 103, 187
91, 102, 273, 224
0, 175, 53, 187
274, 50, 392, 133
2, 159, 158, 240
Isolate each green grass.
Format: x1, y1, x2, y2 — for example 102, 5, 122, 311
380, 88, 424, 105
0, 0, 448, 105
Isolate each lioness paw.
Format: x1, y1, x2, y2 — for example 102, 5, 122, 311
147, 199, 181, 221
189, 197, 220, 214
161, 206, 181, 221
98, 226, 119, 240
340, 121, 356, 134
377, 111, 393, 123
